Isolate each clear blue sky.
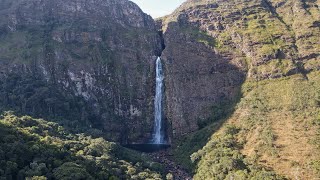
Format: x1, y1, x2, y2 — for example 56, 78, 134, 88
130, 0, 186, 18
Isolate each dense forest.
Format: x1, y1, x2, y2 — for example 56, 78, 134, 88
0, 112, 165, 180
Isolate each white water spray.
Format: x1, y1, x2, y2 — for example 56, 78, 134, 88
152, 57, 165, 144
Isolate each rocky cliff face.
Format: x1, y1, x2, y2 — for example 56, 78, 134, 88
161, 22, 246, 137
161, 0, 319, 138
0, 0, 162, 143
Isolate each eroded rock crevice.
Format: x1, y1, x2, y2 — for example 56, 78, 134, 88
158, 30, 166, 55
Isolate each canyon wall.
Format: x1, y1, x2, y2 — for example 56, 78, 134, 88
0, 0, 319, 144
0, 0, 163, 143
161, 0, 319, 138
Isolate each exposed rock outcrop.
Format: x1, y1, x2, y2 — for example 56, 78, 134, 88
160, 0, 319, 137
162, 21, 246, 137
0, 0, 162, 143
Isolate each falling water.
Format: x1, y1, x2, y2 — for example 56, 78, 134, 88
152, 57, 165, 144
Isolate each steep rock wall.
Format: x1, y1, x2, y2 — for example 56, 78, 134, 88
161, 0, 319, 138
0, 0, 162, 143
162, 22, 246, 137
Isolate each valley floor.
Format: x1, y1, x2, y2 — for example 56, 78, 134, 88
149, 149, 192, 180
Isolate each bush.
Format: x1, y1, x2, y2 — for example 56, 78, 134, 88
53, 162, 93, 180
26, 176, 47, 180
166, 173, 173, 180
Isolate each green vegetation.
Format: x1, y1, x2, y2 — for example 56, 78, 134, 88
240, 72, 320, 113
250, 59, 297, 79
197, 100, 239, 129
191, 126, 284, 180
173, 92, 241, 172
181, 27, 218, 48
305, 58, 320, 71
0, 73, 95, 129
172, 71, 320, 179
173, 123, 216, 171
237, 72, 320, 176
0, 31, 29, 63
0, 112, 164, 180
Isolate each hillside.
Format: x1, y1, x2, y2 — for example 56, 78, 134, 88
161, 0, 319, 137
160, 0, 320, 179
0, 112, 165, 179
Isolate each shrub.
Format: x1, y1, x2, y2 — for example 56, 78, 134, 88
53, 162, 93, 180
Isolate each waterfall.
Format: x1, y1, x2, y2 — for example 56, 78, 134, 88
152, 57, 165, 144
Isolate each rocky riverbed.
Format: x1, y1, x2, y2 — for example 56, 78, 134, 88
149, 149, 192, 180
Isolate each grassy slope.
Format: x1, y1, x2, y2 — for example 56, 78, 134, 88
162, 0, 319, 79
163, 0, 320, 179
235, 71, 320, 179
174, 71, 320, 179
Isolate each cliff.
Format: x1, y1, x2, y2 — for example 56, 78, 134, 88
0, 0, 163, 143
161, 0, 319, 137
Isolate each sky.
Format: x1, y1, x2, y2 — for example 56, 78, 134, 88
130, 0, 186, 18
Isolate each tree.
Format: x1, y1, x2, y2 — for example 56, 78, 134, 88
53, 162, 94, 180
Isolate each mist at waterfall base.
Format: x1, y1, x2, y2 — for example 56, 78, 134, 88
124, 57, 169, 153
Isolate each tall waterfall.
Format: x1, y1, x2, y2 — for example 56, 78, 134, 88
152, 57, 165, 144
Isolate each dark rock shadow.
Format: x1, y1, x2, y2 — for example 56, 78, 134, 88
160, 21, 247, 171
